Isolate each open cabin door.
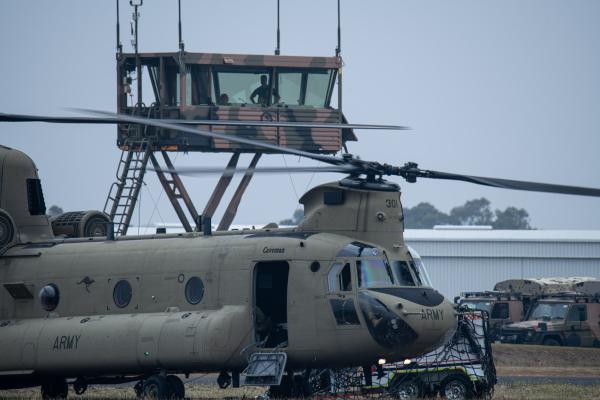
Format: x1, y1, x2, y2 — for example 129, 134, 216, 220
254, 261, 289, 348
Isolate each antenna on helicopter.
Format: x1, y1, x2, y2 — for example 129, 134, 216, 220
178, 0, 185, 52
274, 0, 281, 55
116, 0, 123, 54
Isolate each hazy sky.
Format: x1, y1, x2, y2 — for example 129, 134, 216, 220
1, 1, 599, 229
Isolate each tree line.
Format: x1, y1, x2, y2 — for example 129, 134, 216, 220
404, 198, 531, 229
280, 198, 531, 229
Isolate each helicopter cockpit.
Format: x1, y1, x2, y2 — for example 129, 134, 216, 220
326, 242, 449, 352
329, 242, 431, 291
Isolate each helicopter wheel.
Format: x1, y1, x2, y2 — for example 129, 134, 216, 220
41, 377, 68, 400
166, 375, 185, 399
73, 377, 88, 395
141, 375, 171, 400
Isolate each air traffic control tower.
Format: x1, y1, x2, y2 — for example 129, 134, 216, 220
108, 52, 354, 236
105, 1, 358, 237
116, 52, 356, 153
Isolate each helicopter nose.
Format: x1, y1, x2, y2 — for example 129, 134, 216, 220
358, 288, 457, 357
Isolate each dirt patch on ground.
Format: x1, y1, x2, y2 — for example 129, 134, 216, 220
493, 382, 600, 400
492, 343, 600, 369
492, 343, 600, 377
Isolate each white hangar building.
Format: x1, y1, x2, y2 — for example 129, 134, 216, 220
405, 227, 600, 299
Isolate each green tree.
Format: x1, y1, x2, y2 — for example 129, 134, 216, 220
404, 202, 450, 228
492, 207, 531, 229
449, 198, 493, 226
279, 208, 304, 226
47, 205, 64, 217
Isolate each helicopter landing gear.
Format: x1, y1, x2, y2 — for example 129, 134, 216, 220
217, 371, 231, 389
73, 377, 88, 395
135, 374, 185, 400
166, 375, 185, 399
41, 377, 68, 400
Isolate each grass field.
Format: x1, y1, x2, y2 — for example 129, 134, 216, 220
2, 382, 600, 399
1, 344, 599, 399
492, 343, 600, 377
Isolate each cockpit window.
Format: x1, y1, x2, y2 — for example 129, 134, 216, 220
340, 263, 352, 291
391, 261, 416, 286
356, 259, 395, 288
408, 261, 423, 286
328, 262, 353, 292
336, 242, 380, 258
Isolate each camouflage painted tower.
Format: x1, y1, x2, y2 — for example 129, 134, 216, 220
105, 1, 355, 236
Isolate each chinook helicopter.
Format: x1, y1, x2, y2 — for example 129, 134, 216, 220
2, 111, 600, 399
3, 2, 600, 400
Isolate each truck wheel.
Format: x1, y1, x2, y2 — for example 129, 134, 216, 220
389, 377, 423, 399
166, 375, 185, 399
143, 375, 172, 400
542, 337, 561, 346
440, 374, 472, 400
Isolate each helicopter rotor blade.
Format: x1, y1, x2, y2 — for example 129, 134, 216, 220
6, 111, 599, 198
187, 120, 410, 130
0, 113, 114, 124
398, 164, 600, 197
0, 112, 409, 130
76, 109, 347, 166
149, 165, 357, 177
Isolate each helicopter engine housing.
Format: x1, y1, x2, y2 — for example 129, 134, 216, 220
50, 211, 111, 238
0, 209, 17, 250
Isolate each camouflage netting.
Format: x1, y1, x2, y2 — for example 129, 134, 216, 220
283, 312, 497, 399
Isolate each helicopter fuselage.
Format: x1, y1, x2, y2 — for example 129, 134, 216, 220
0, 229, 455, 379
0, 146, 456, 389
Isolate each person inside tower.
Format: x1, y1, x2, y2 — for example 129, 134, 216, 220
250, 75, 278, 105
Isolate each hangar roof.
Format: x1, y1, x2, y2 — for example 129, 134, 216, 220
405, 229, 600, 243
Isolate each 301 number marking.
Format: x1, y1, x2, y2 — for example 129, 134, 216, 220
385, 199, 398, 208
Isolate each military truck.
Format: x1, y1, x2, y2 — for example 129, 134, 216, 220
456, 277, 599, 340
499, 280, 600, 347
307, 311, 496, 400
381, 310, 496, 400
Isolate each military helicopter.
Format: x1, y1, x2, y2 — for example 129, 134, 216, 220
2, 2, 600, 399
2, 109, 600, 399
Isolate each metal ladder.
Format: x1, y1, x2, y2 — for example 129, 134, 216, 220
150, 151, 199, 232
103, 108, 155, 236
